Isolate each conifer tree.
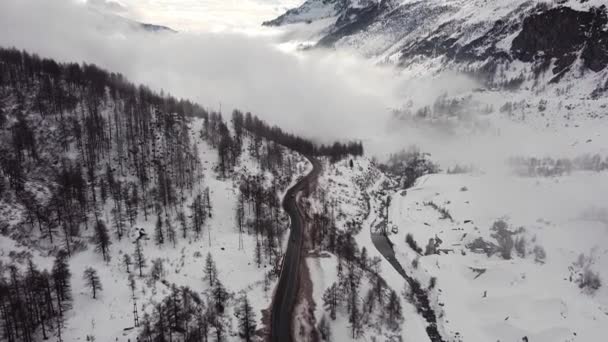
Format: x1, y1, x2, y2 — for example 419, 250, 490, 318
52, 250, 72, 314
166, 216, 176, 248
322, 282, 339, 320
154, 213, 164, 245
123, 254, 132, 273
177, 211, 188, 239
386, 289, 403, 330
83, 267, 102, 299
204, 253, 217, 287
133, 238, 147, 277
236, 293, 256, 342
254, 239, 262, 268
318, 314, 332, 341
93, 220, 111, 262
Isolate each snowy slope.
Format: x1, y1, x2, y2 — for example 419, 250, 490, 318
267, 0, 608, 129
0, 109, 310, 342
52, 123, 310, 342
300, 157, 434, 341
269, 0, 607, 60
295, 143, 608, 341
264, 0, 608, 177
381, 169, 608, 342
263, 0, 380, 26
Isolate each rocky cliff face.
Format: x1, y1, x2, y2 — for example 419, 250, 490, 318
512, 6, 608, 73
317, 0, 392, 46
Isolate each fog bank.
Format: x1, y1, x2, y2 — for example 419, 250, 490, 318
2, 0, 603, 173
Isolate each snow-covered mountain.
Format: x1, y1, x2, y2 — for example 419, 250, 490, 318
267, 0, 608, 92
263, 0, 378, 26
267, 0, 608, 160
92, 8, 178, 33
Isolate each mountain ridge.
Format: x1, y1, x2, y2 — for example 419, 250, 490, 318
266, 0, 608, 92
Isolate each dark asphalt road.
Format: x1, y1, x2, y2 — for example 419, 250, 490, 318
270, 157, 321, 342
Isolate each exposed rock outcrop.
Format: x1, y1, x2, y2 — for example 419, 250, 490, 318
512, 6, 608, 72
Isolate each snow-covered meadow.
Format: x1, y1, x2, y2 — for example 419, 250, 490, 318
384, 169, 608, 342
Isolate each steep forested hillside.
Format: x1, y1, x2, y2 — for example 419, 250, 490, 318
0, 47, 208, 246
268, 0, 608, 77
0, 47, 362, 342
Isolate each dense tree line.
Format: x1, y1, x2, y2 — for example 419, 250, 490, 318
232, 110, 363, 161
0, 252, 72, 342
0, 47, 209, 252
0, 47, 215, 339
139, 284, 209, 342
509, 154, 608, 177
237, 174, 283, 268
199, 109, 305, 275
199, 108, 365, 279
139, 254, 256, 342
202, 109, 319, 178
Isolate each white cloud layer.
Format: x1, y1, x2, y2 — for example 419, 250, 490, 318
1, 0, 605, 172
0, 0, 411, 145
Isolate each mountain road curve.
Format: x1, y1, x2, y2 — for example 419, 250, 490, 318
270, 156, 321, 342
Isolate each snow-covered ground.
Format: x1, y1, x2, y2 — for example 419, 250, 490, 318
302, 157, 433, 341
2, 1, 607, 341
299, 143, 608, 342
0, 117, 310, 342
381, 169, 608, 342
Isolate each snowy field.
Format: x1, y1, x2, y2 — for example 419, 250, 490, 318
384, 170, 608, 342
298, 144, 608, 342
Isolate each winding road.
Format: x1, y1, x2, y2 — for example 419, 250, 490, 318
270, 157, 321, 342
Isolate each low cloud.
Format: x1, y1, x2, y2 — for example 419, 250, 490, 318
1, 0, 599, 172
0, 0, 407, 144
87, 0, 129, 14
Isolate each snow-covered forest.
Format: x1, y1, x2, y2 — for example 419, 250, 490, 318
0, 47, 361, 341
1, 0, 608, 341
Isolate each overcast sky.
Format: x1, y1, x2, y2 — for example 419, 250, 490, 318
85, 0, 304, 32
